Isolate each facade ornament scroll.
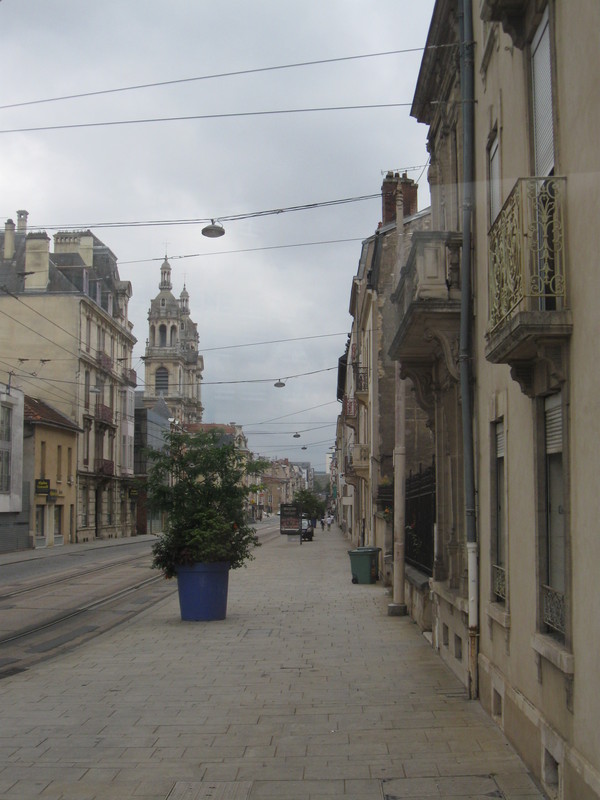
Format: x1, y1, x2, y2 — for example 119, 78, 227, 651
509, 341, 569, 398
424, 327, 460, 382
399, 364, 435, 427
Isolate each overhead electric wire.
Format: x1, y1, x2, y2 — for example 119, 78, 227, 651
199, 365, 336, 386
31, 173, 425, 233
0, 103, 413, 136
247, 401, 338, 426
121, 237, 367, 263
202, 332, 347, 352
0, 48, 427, 111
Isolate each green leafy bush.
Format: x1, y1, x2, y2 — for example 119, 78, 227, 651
147, 427, 267, 578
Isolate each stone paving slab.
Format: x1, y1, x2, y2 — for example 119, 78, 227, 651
0, 527, 547, 799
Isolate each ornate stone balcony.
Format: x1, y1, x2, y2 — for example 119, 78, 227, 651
485, 176, 572, 396
389, 231, 462, 407
350, 444, 369, 478
479, 0, 544, 48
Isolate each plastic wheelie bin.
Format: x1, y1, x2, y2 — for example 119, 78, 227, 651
347, 546, 381, 584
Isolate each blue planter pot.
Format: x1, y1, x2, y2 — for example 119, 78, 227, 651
176, 562, 230, 621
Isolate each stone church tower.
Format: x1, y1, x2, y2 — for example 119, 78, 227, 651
143, 257, 203, 424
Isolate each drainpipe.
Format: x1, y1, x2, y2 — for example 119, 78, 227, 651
459, 0, 479, 700
389, 365, 407, 616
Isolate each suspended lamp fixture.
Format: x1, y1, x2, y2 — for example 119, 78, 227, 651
274, 379, 285, 388
293, 432, 301, 438
201, 219, 225, 238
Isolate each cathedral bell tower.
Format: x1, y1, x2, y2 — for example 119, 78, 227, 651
143, 257, 204, 424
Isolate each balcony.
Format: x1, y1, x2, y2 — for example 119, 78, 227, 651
94, 402, 114, 425
354, 367, 369, 404
485, 177, 572, 396
350, 444, 369, 478
94, 458, 115, 477
342, 395, 358, 432
122, 367, 137, 386
389, 231, 462, 399
96, 352, 113, 373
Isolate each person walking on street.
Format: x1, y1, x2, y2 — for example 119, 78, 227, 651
326, 514, 333, 531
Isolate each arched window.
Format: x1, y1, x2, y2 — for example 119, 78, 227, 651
170, 325, 177, 346
159, 325, 167, 347
150, 326, 155, 347
155, 368, 168, 395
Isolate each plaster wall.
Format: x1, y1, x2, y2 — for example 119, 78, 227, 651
472, 4, 600, 797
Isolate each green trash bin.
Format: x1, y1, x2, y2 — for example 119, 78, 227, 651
348, 547, 381, 584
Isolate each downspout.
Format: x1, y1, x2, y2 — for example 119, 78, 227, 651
389, 365, 407, 615
459, 0, 479, 700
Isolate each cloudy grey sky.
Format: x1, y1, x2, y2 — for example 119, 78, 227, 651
0, 0, 435, 470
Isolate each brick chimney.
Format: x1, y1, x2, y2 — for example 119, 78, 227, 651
400, 172, 418, 217
16, 210, 28, 233
3, 219, 15, 260
381, 171, 400, 225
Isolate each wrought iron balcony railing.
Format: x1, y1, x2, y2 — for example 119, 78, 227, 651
342, 396, 357, 418
94, 402, 113, 425
488, 176, 566, 334
492, 564, 506, 602
94, 458, 115, 476
122, 367, 137, 386
354, 366, 369, 395
542, 583, 565, 637
96, 352, 113, 372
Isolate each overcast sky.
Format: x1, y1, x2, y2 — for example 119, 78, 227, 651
0, 0, 435, 471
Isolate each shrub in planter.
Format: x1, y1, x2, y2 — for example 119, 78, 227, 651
147, 427, 268, 580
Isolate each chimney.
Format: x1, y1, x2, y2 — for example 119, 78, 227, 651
16, 210, 28, 233
400, 172, 418, 217
24, 232, 51, 290
381, 171, 399, 225
4, 219, 15, 260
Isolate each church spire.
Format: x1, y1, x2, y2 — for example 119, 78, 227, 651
159, 256, 172, 290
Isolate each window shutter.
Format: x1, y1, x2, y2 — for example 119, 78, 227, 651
545, 393, 562, 454
532, 10, 554, 177
495, 421, 505, 458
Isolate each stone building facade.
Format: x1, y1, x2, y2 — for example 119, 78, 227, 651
0, 214, 137, 543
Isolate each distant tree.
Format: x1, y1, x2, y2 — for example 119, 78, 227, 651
293, 488, 325, 519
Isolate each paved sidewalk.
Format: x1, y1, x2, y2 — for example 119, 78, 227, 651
0, 527, 546, 800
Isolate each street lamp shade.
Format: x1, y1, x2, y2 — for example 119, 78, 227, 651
201, 219, 225, 238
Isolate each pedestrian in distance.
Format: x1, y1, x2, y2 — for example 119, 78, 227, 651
320, 518, 325, 531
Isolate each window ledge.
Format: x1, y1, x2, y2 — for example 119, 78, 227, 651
486, 601, 511, 629
405, 564, 431, 591
431, 580, 469, 615
531, 633, 574, 675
